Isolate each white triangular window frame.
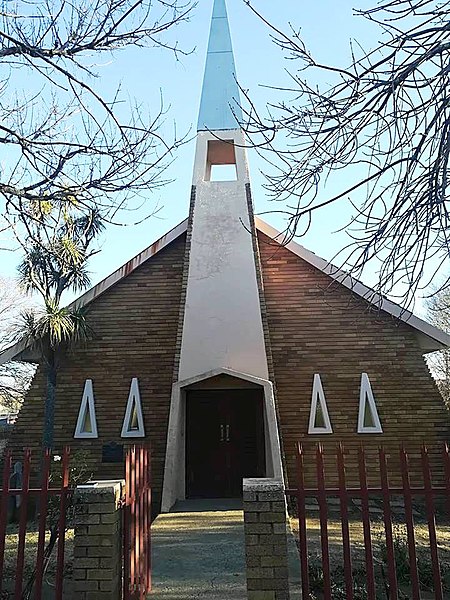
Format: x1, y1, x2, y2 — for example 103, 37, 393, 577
121, 378, 145, 438
357, 373, 383, 434
74, 379, 98, 439
308, 374, 333, 434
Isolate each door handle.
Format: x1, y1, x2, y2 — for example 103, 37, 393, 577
220, 424, 224, 442
226, 424, 230, 442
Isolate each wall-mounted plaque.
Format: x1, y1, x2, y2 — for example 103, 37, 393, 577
102, 442, 124, 463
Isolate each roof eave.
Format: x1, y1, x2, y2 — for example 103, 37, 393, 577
2, 214, 447, 364
0, 218, 189, 366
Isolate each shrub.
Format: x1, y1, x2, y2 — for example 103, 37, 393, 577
379, 524, 411, 586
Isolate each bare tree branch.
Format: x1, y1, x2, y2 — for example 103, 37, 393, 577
0, 278, 36, 411
0, 0, 196, 251
243, 0, 450, 309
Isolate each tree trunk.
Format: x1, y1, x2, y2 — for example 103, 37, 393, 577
42, 351, 57, 450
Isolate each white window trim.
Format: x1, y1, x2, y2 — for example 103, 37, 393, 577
74, 379, 98, 439
357, 373, 383, 434
308, 374, 333, 434
121, 378, 145, 438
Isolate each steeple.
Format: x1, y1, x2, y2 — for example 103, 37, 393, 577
162, 0, 279, 512
197, 0, 243, 131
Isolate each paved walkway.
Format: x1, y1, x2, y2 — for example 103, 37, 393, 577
150, 499, 247, 599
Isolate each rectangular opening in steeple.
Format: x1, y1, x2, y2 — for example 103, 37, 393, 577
206, 139, 237, 181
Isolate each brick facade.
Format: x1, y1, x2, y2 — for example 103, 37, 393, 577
8, 226, 450, 501
243, 478, 290, 600
73, 480, 124, 599
172, 188, 195, 384
9, 233, 186, 506
257, 231, 450, 487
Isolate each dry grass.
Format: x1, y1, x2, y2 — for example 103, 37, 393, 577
290, 512, 450, 599
290, 516, 450, 567
2, 524, 74, 580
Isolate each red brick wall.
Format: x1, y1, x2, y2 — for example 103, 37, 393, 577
9, 234, 186, 503
258, 231, 450, 487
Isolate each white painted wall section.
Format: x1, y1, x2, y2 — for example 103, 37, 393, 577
178, 130, 269, 381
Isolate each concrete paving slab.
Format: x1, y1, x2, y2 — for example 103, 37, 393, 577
286, 525, 301, 600
170, 498, 243, 512
151, 499, 302, 599
150, 503, 247, 599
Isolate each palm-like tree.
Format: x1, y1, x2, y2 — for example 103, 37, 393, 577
17, 200, 104, 450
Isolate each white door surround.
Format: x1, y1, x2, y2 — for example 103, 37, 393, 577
161, 367, 283, 512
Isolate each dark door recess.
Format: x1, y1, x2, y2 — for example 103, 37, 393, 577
186, 389, 266, 498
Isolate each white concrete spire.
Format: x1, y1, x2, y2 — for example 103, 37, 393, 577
161, 2, 283, 511
197, 0, 243, 132
177, 0, 269, 381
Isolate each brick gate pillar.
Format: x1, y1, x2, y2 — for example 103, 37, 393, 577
73, 480, 124, 599
243, 478, 290, 600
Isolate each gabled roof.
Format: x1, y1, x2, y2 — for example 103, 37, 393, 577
255, 218, 450, 352
0, 219, 188, 364
0, 216, 448, 364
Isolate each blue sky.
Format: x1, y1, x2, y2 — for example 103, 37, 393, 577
4, 1, 428, 311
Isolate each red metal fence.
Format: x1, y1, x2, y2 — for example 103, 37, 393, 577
0, 447, 71, 600
286, 443, 450, 600
1, 445, 151, 600
123, 445, 152, 600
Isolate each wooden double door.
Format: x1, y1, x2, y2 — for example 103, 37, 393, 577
186, 389, 266, 498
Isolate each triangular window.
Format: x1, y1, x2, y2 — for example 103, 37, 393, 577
121, 378, 145, 438
308, 374, 333, 434
74, 379, 98, 439
357, 373, 383, 434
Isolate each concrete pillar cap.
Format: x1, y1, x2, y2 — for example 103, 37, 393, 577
74, 479, 125, 501
243, 478, 283, 492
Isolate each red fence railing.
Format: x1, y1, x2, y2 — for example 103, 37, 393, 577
0, 447, 72, 600
123, 445, 152, 600
286, 442, 450, 600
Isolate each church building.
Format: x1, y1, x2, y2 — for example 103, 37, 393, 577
2, 0, 450, 511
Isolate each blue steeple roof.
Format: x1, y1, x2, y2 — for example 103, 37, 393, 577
197, 0, 243, 131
